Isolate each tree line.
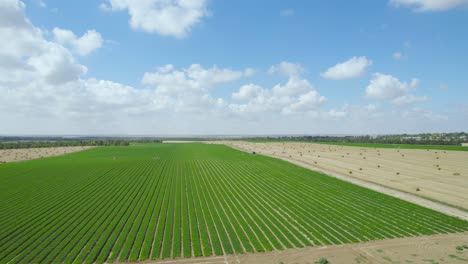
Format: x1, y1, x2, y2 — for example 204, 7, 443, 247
243, 133, 468, 146
0, 139, 162, 149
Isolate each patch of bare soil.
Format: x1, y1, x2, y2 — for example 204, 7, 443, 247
138, 232, 468, 264
0, 146, 94, 163
212, 141, 468, 215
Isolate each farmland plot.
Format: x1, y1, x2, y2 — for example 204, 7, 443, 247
0, 143, 467, 263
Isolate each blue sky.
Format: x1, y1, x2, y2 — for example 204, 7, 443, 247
1, 0, 467, 135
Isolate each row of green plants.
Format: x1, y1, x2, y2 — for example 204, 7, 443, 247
0, 143, 467, 264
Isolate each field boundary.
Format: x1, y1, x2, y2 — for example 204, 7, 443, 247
128, 231, 468, 264
222, 144, 468, 221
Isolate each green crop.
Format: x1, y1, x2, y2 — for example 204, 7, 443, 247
0, 143, 467, 263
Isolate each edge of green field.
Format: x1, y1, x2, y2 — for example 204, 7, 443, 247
1, 143, 467, 264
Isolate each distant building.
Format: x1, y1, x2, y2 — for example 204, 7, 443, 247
462, 143, 468, 147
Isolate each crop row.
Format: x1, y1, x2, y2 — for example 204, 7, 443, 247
0, 143, 467, 264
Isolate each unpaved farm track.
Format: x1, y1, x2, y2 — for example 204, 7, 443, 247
137, 232, 468, 264
0, 146, 95, 163
211, 141, 468, 220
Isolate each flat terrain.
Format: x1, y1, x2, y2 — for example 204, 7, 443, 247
0, 143, 467, 263
317, 142, 468, 151
248, 141, 468, 151
148, 232, 468, 264
0, 146, 94, 163
217, 141, 468, 211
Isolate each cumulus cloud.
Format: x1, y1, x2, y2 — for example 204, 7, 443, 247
53, 28, 103, 56
0, 0, 228, 128
100, 0, 208, 38
230, 67, 326, 115
321, 56, 372, 80
272, 76, 314, 96
232, 84, 263, 100
0, 2, 256, 133
268, 61, 304, 77
389, 0, 468, 12
1, 0, 464, 134
283, 91, 326, 114
0, 0, 87, 86
142, 64, 252, 94
366, 73, 411, 99
365, 73, 425, 105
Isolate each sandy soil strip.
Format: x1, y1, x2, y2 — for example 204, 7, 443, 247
132, 232, 468, 264
211, 141, 468, 219
0, 146, 94, 163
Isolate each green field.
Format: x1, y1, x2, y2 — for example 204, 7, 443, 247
0, 143, 467, 263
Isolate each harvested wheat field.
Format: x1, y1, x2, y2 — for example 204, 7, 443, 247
0, 146, 95, 163
214, 141, 468, 211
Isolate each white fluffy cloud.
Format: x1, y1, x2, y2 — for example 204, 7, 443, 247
142, 64, 252, 94
231, 64, 326, 115
53, 28, 103, 56
0, 2, 254, 132
268, 61, 304, 77
283, 91, 326, 114
366, 73, 409, 99
389, 0, 468, 11
1, 0, 464, 134
321, 56, 372, 80
0, 0, 226, 128
365, 73, 424, 104
232, 84, 263, 100
100, 0, 208, 38
0, 0, 87, 86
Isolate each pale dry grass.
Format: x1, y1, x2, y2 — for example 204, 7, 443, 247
0, 146, 94, 163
